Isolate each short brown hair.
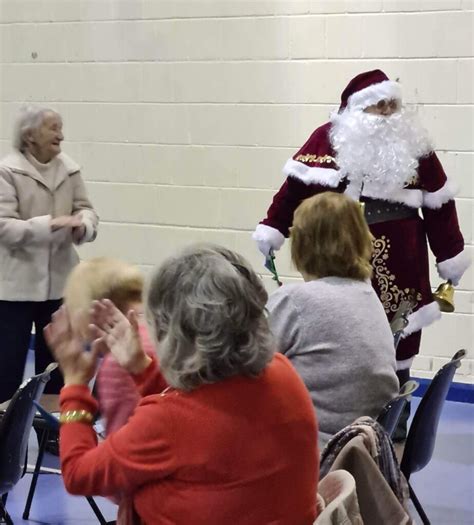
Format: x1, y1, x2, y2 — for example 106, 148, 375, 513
64, 258, 144, 332
290, 192, 373, 281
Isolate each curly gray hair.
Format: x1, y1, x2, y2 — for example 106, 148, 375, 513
13, 104, 60, 151
146, 244, 275, 391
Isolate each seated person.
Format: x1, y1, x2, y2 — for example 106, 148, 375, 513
46, 244, 319, 525
63, 257, 166, 436
267, 192, 399, 447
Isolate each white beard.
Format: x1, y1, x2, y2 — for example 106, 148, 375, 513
329, 106, 433, 200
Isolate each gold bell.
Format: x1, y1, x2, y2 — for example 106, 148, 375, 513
433, 280, 455, 313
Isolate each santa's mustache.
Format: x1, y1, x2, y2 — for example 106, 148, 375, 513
329, 106, 432, 193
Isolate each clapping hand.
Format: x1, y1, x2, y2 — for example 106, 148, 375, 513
71, 212, 86, 243
89, 299, 151, 375
44, 306, 102, 386
50, 215, 83, 232
72, 224, 86, 243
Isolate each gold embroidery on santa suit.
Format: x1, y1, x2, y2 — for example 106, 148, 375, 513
295, 154, 335, 164
372, 235, 422, 314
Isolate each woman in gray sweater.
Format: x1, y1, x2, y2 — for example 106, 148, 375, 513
267, 192, 399, 447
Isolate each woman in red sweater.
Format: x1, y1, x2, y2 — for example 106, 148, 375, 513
45, 244, 319, 525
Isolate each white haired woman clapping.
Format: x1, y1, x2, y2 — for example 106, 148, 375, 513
46, 244, 319, 525
0, 105, 98, 402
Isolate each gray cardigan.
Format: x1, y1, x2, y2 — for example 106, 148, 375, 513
267, 277, 399, 445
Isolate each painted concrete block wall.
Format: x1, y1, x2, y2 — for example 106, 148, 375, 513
0, 0, 472, 381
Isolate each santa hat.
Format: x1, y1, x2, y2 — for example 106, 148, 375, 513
340, 69, 402, 111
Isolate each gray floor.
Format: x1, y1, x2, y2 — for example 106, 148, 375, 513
407, 398, 474, 524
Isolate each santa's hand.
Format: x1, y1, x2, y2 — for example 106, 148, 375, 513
252, 224, 285, 257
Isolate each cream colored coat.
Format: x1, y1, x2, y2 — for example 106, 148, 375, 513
0, 150, 98, 301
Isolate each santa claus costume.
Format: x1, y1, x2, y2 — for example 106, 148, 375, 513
253, 69, 469, 371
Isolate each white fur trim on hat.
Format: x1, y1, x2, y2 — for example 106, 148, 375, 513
422, 180, 458, 209
283, 158, 342, 187
437, 250, 471, 286
402, 301, 441, 337
252, 224, 285, 249
348, 80, 402, 111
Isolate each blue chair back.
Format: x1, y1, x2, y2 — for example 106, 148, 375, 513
0, 364, 56, 495
32, 401, 60, 431
377, 380, 419, 438
400, 349, 466, 478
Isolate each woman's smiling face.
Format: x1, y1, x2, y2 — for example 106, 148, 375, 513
27, 111, 64, 163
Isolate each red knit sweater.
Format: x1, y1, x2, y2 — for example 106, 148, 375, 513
60, 353, 319, 525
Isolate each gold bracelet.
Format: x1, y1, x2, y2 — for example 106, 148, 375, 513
59, 410, 94, 425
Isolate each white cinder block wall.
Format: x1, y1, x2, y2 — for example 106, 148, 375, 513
0, 0, 472, 381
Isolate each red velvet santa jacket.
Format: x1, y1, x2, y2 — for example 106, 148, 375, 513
261, 122, 465, 276
60, 353, 319, 525
256, 123, 469, 360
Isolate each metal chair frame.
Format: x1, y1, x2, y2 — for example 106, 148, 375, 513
400, 349, 466, 525
0, 363, 57, 524
377, 380, 419, 438
25, 402, 115, 524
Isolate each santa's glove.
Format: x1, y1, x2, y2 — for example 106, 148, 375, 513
437, 251, 471, 287
252, 224, 285, 257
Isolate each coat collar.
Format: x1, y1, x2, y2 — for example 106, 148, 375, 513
1, 150, 80, 189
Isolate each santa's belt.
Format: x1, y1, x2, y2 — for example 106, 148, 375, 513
363, 199, 418, 225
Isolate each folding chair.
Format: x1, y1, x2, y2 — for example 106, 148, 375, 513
400, 349, 466, 525
24, 402, 114, 525
377, 380, 419, 438
0, 363, 57, 524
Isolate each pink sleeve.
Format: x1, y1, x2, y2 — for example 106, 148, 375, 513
96, 323, 169, 435
97, 355, 140, 436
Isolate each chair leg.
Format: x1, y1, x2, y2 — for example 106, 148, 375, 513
408, 482, 431, 525
22, 444, 29, 478
86, 496, 108, 525
0, 494, 13, 525
23, 428, 49, 520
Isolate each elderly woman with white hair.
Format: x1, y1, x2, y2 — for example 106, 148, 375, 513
0, 105, 98, 403
45, 244, 319, 524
